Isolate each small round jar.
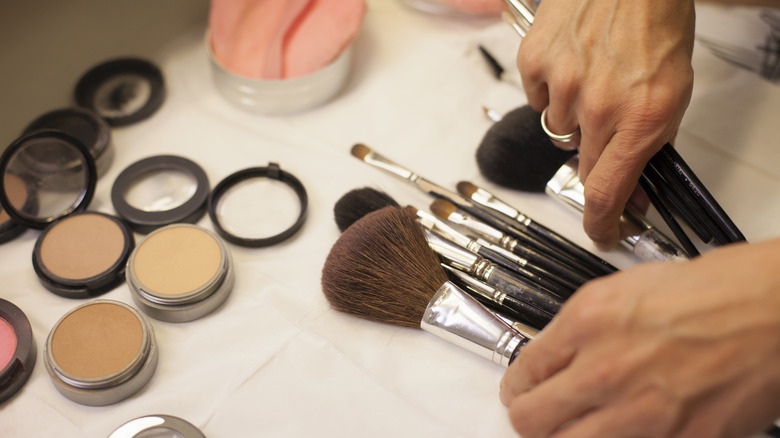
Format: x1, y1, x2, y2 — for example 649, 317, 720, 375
32, 212, 135, 298
0, 299, 36, 404
0, 173, 32, 244
127, 224, 234, 323
44, 300, 158, 406
207, 37, 353, 115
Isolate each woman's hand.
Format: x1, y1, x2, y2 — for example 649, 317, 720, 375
500, 238, 780, 437
517, 0, 696, 249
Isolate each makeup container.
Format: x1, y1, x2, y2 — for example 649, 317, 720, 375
0, 173, 31, 244
74, 58, 165, 127
33, 212, 135, 298
126, 224, 234, 323
0, 299, 36, 404
207, 40, 353, 114
44, 300, 158, 406
109, 415, 205, 438
208, 163, 308, 247
112, 155, 210, 233
0, 129, 96, 230
22, 107, 113, 178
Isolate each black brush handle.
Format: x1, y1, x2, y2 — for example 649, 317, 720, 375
524, 218, 618, 276
507, 243, 593, 287
486, 264, 562, 315
638, 173, 700, 258
478, 45, 504, 79
655, 143, 746, 243
477, 292, 553, 331
463, 203, 608, 279
644, 160, 715, 245
480, 246, 576, 299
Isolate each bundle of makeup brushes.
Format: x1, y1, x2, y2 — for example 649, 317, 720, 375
320, 141, 633, 366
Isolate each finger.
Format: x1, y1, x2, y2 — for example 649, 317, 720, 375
542, 105, 580, 151
499, 319, 577, 405
516, 32, 549, 112
579, 132, 650, 249
551, 392, 668, 438
505, 364, 602, 438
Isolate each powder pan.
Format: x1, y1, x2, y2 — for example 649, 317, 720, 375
32, 211, 135, 299
0, 299, 37, 405
44, 299, 158, 406
127, 224, 234, 323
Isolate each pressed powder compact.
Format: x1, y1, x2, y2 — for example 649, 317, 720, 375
0, 299, 36, 404
44, 300, 158, 406
127, 224, 234, 323
33, 212, 135, 298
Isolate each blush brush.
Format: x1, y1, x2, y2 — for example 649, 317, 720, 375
321, 205, 530, 366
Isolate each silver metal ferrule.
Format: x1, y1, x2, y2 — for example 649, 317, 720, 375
359, 147, 418, 182
546, 156, 689, 262
443, 265, 540, 340
424, 230, 496, 282
416, 209, 476, 251
421, 281, 529, 367
503, 0, 535, 28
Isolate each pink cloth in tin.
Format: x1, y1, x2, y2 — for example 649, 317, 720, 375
209, 0, 366, 80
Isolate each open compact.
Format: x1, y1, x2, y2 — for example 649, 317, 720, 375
44, 300, 158, 406
109, 415, 205, 438
0, 299, 36, 404
0, 129, 96, 230
33, 212, 135, 298
112, 155, 210, 233
23, 107, 113, 178
74, 57, 165, 127
127, 224, 234, 322
208, 163, 308, 247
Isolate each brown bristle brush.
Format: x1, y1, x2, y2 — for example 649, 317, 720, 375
321, 205, 530, 366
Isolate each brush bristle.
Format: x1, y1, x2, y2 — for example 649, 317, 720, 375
334, 187, 399, 232
321, 206, 448, 328
429, 199, 458, 221
475, 105, 577, 192
351, 143, 370, 160
456, 181, 478, 198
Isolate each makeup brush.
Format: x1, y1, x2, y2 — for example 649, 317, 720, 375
333, 186, 578, 298
477, 45, 522, 89
430, 198, 591, 288
350, 143, 610, 280
475, 112, 690, 262
457, 181, 619, 275
331, 188, 555, 326
321, 205, 530, 366
333, 187, 398, 232
411, 206, 568, 308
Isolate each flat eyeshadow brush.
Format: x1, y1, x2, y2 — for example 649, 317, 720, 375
321, 205, 530, 366
457, 181, 618, 276
412, 206, 573, 303
350, 143, 602, 276
430, 198, 592, 288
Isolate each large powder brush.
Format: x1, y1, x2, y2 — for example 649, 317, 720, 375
322, 206, 447, 328
321, 205, 530, 365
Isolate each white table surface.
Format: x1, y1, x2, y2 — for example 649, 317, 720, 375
1, 1, 779, 436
